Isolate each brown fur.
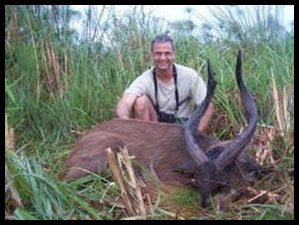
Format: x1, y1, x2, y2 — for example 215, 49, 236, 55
59, 119, 220, 183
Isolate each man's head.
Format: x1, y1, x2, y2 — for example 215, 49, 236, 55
151, 34, 175, 71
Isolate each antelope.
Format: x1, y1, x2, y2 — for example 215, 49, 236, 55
59, 50, 267, 208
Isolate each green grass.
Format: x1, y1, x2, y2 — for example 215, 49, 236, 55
5, 5, 293, 220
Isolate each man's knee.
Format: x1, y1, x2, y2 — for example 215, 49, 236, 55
133, 95, 158, 121
133, 95, 152, 112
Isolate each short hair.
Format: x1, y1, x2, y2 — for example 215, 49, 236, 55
151, 34, 174, 52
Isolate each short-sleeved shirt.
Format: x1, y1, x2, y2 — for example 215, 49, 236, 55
124, 63, 207, 118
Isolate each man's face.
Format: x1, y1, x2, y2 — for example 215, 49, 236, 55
151, 42, 175, 71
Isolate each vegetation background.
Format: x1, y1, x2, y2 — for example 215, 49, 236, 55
5, 5, 294, 220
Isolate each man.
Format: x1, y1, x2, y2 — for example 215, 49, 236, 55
116, 34, 214, 131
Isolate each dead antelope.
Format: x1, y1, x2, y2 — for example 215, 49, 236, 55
59, 50, 267, 208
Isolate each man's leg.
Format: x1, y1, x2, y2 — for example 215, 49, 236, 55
197, 102, 214, 132
133, 95, 158, 121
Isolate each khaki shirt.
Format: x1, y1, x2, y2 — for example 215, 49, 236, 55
124, 63, 207, 118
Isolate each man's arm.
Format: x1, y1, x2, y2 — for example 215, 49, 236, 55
197, 102, 214, 132
116, 93, 138, 119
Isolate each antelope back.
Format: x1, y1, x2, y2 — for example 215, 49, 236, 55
59, 119, 219, 181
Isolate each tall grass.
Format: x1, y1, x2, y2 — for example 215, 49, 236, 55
5, 5, 293, 220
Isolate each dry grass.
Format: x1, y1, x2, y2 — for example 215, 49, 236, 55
105, 147, 146, 217
5, 114, 23, 219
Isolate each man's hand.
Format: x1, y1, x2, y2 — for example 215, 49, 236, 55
116, 93, 138, 119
